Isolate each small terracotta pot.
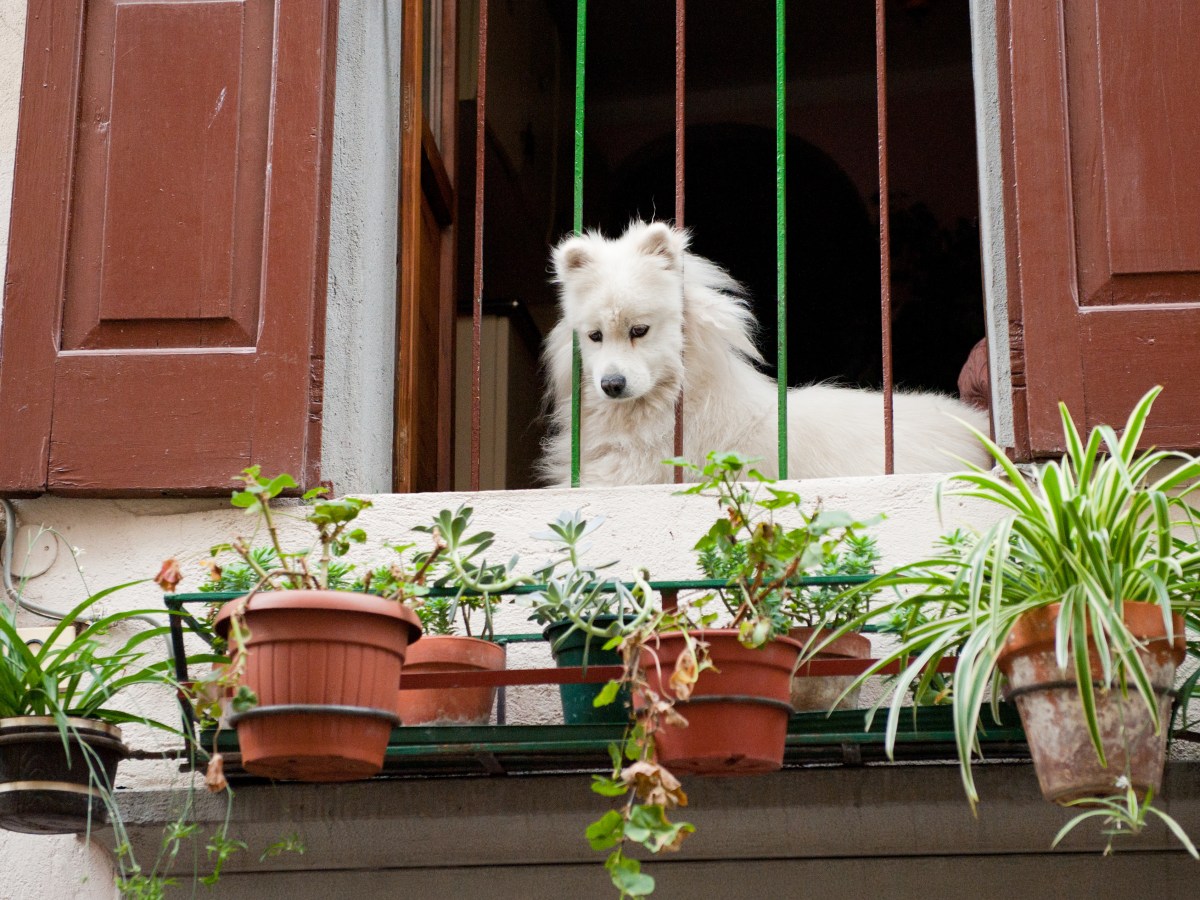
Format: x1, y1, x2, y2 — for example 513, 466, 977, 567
215, 591, 422, 782
788, 627, 872, 712
0, 717, 127, 834
635, 630, 802, 776
396, 635, 506, 726
996, 601, 1185, 804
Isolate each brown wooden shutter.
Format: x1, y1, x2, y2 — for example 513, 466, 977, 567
998, 1, 1200, 457
0, 0, 337, 496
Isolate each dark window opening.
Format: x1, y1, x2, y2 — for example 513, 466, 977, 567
453, 0, 985, 489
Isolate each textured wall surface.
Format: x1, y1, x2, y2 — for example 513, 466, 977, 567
320, 0, 402, 494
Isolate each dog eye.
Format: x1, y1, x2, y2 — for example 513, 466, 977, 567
587, 330, 602, 343
630, 324, 649, 339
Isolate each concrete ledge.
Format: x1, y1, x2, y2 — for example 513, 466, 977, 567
110, 760, 1200, 880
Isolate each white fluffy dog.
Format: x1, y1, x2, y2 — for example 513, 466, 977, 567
540, 220, 990, 486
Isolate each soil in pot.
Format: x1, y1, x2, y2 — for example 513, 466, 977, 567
215, 591, 422, 782
997, 601, 1186, 804
788, 627, 871, 712
0, 717, 127, 835
635, 630, 802, 776
396, 635, 506, 726
545, 616, 631, 725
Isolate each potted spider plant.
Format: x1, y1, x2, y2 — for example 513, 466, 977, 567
0, 583, 180, 835
826, 386, 1200, 855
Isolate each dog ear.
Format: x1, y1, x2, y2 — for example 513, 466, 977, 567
553, 237, 591, 277
636, 222, 682, 268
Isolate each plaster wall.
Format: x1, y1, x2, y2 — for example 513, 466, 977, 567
319, 0, 402, 494
969, 0, 1013, 446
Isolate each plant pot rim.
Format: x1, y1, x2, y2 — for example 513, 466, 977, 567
411, 633, 501, 647
652, 628, 803, 650
997, 600, 1185, 671
402, 633, 507, 668
542, 614, 635, 651
0, 716, 124, 741
788, 626, 871, 658
213, 589, 422, 642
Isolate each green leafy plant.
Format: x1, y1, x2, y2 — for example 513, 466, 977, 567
568, 453, 876, 898
208, 467, 372, 594
0, 560, 264, 897
673, 451, 878, 646
1053, 778, 1199, 859
826, 386, 1200, 852
0, 584, 180, 727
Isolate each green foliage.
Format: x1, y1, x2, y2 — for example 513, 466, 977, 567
0, 582, 187, 727
672, 451, 879, 646
826, 386, 1200, 832
1053, 783, 1199, 859
785, 533, 881, 627
201, 467, 373, 595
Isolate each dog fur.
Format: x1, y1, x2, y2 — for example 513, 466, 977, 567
540, 220, 991, 486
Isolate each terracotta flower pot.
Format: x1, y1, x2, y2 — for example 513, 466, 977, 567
996, 601, 1185, 804
215, 591, 422, 782
635, 630, 803, 776
0, 717, 127, 835
395, 635, 506, 726
788, 627, 871, 712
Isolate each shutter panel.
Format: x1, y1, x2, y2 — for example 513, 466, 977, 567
1000, 1, 1200, 456
0, 0, 337, 495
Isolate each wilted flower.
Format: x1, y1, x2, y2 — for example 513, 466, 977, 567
205, 753, 228, 793
620, 760, 688, 809
154, 558, 183, 593
200, 558, 223, 583
669, 645, 699, 701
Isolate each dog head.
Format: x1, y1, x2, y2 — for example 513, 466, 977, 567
550, 221, 687, 403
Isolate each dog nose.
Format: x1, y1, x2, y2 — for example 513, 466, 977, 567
600, 374, 626, 397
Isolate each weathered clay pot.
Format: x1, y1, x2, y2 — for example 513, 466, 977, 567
635, 630, 802, 776
215, 591, 422, 782
0, 717, 127, 834
396, 635, 506, 726
788, 627, 872, 712
996, 601, 1185, 804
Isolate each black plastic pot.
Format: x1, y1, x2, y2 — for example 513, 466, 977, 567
0, 717, 128, 834
544, 616, 631, 725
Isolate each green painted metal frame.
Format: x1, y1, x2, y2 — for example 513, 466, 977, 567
202, 704, 1028, 781
569, 0, 587, 486
168, 580, 1029, 781
566, 0, 793, 484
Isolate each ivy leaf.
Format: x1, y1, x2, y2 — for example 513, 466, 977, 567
590, 775, 628, 798
593, 680, 622, 708
606, 853, 655, 897
586, 810, 625, 851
